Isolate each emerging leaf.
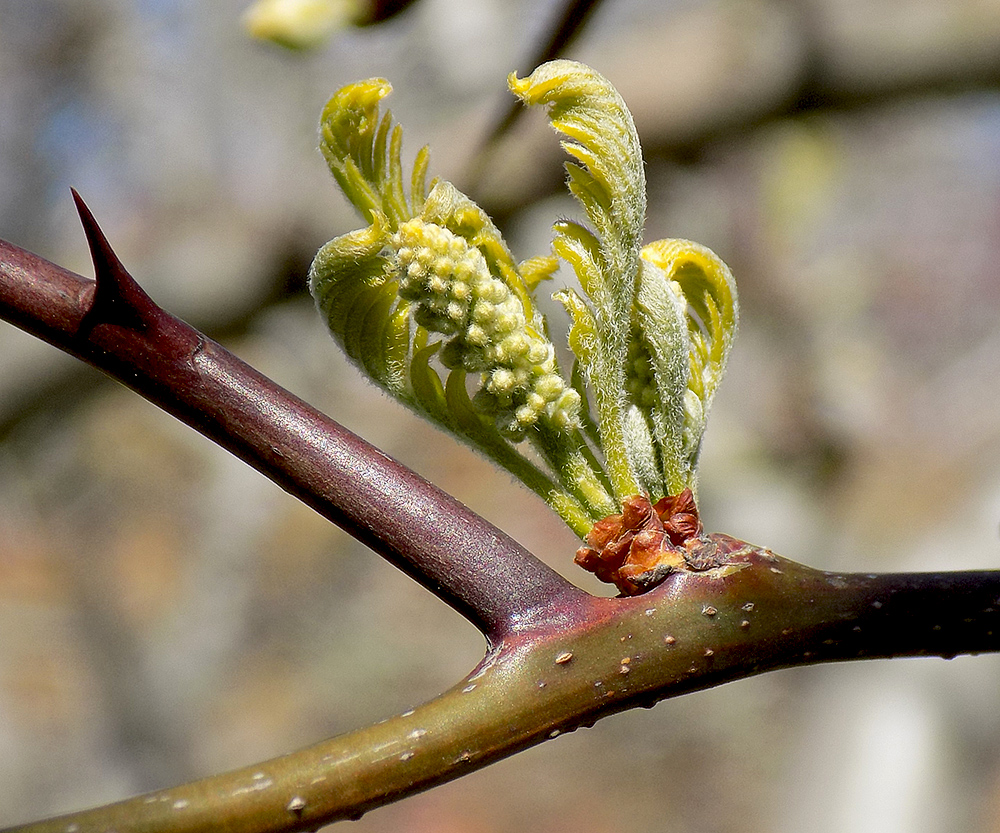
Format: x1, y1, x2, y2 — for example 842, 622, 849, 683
639, 239, 738, 492
511, 61, 738, 502
509, 60, 645, 324
309, 79, 597, 536
310, 64, 739, 577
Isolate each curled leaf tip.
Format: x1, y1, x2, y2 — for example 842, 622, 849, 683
509, 60, 645, 304
637, 239, 738, 491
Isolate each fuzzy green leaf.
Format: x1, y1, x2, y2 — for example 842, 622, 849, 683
311, 79, 606, 532
638, 239, 738, 491
318, 79, 428, 226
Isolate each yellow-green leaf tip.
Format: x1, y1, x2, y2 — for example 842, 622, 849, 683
244, 0, 358, 50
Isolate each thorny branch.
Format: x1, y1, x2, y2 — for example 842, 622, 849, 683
0, 198, 998, 833
0, 192, 578, 642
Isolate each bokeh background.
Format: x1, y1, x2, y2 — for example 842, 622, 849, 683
3, 1, 1000, 831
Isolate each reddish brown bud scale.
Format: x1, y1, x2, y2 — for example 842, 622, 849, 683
575, 489, 724, 595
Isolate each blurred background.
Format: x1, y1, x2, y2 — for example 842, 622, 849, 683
2, 0, 1000, 830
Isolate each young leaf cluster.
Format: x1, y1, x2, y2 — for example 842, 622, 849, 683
310, 61, 738, 542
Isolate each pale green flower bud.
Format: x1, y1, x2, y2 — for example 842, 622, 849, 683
387, 215, 579, 437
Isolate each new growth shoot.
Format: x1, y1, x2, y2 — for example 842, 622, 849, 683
310, 61, 738, 593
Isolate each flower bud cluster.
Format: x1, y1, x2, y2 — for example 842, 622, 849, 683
391, 218, 580, 436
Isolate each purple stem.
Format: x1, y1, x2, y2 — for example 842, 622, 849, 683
0, 192, 584, 641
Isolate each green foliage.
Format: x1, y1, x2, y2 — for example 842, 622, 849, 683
243, 0, 359, 50
310, 61, 738, 541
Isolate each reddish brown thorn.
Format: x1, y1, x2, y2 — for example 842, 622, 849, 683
73, 189, 160, 335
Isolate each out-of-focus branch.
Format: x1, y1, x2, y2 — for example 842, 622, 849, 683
478, 0, 606, 150
472, 2, 1000, 215
655, 18, 1000, 162
0, 193, 581, 641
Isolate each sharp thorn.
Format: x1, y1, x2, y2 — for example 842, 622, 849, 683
72, 188, 156, 333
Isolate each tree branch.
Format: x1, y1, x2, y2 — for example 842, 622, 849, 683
0, 193, 582, 641
2, 194, 999, 833
6, 542, 998, 833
